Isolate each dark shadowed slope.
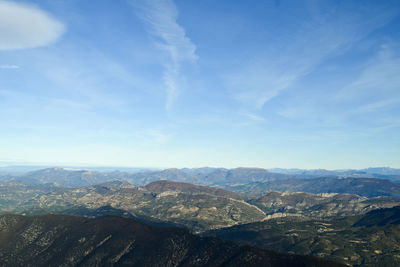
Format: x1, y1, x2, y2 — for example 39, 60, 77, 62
353, 205, 400, 227
207, 206, 400, 267
0, 214, 344, 267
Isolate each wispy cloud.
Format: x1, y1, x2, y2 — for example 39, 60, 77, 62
225, 69, 297, 109
0, 64, 19, 69
225, 3, 398, 109
145, 129, 169, 144
336, 44, 400, 103
335, 45, 400, 127
0, 0, 65, 50
277, 44, 400, 134
129, 0, 197, 110
238, 111, 265, 123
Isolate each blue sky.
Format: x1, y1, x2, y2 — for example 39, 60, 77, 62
0, 0, 399, 169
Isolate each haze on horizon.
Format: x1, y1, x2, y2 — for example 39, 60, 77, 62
0, 0, 399, 169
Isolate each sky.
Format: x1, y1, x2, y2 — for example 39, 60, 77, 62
0, 0, 399, 169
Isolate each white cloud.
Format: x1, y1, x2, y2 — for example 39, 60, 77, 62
0, 64, 18, 69
0, 0, 65, 50
130, 0, 197, 110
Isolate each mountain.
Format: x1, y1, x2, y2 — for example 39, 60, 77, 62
0, 172, 14, 182
3, 167, 400, 189
0, 180, 266, 231
268, 168, 343, 176
353, 206, 400, 227
144, 180, 243, 199
2, 167, 293, 187
361, 167, 400, 177
1, 179, 399, 233
19, 167, 121, 187
248, 191, 399, 219
4, 167, 152, 187
0, 214, 343, 267
0, 165, 151, 174
268, 168, 400, 181
129, 167, 292, 186
206, 206, 400, 266
222, 177, 400, 199
0, 165, 52, 174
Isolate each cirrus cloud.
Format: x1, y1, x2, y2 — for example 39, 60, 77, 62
0, 0, 65, 50
129, 0, 197, 111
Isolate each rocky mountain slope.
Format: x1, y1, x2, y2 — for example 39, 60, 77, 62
1, 180, 399, 232
3, 167, 400, 202
0, 214, 344, 267
206, 206, 400, 266
0, 180, 266, 231
3, 167, 400, 199
248, 191, 398, 219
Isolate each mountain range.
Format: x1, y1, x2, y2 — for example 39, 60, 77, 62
222, 177, 400, 199
206, 206, 400, 266
2, 167, 400, 188
0, 179, 398, 232
2, 166, 400, 265
0, 214, 345, 267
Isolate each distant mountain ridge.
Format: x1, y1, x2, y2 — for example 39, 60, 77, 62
223, 177, 400, 199
268, 167, 400, 181
1, 166, 400, 188
269, 167, 400, 176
